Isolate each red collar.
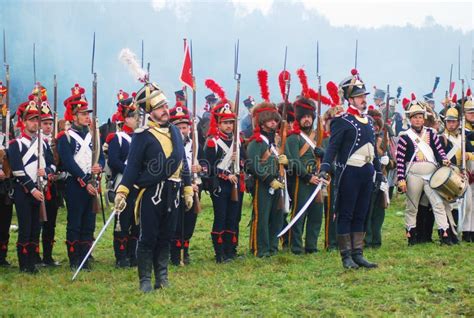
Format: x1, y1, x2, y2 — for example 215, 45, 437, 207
347, 105, 364, 117
217, 130, 232, 141
122, 125, 134, 135
21, 132, 33, 140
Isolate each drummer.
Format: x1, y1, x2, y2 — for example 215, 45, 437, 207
439, 107, 474, 243
396, 97, 452, 245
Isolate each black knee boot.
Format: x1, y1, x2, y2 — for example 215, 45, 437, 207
337, 234, 359, 269
43, 239, 60, 266
79, 241, 93, 270
169, 239, 181, 266
113, 235, 130, 268
17, 243, 30, 273
136, 246, 153, 293
26, 243, 39, 274
0, 240, 10, 267
127, 236, 138, 267
183, 240, 190, 265
351, 232, 377, 269
66, 240, 79, 270
154, 244, 170, 289
211, 232, 224, 263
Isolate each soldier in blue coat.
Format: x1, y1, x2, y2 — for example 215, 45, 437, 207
107, 90, 139, 268
319, 69, 382, 269
114, 82, 193, 293
57, 84, 105, 270
9, 95, 55, 273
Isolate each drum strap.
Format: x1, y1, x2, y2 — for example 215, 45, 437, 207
406, 129, 436, 163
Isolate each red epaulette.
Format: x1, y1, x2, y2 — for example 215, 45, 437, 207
105, 133, 116, 144
56, 131, 66, 139
207, 138, 216, 148
8, 139, 16, 145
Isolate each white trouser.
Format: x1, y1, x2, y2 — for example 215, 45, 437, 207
405, 162, 449, 231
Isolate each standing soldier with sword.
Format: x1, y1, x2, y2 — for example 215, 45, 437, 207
319, 69, 382, 269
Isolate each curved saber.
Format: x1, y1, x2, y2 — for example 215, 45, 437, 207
277, 183, 323, 238
72, 210, 117, 281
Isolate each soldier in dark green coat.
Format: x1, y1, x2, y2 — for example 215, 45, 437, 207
248, 102, 286, 257
285, 97, 325, 254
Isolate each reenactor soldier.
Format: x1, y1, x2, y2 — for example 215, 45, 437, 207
204, 79, 245, 263
0, 82, 13, 266
169, 102, 204, 265
114, 82, 193, 292
107, 90, 140, 268
396, 96, 452, 245
241, 96, 256, 139
247, 77, 284, 257
285, 97, 325, 254
9, 95, 55, 273
319, 69, 382, 269
57, 84, 105, 270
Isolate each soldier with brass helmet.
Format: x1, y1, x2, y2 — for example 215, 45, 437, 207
114, 82, 193, 292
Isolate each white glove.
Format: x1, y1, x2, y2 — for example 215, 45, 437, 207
380, 155, 389, 166
114, 192, 127, 213
380, 181, 389, 192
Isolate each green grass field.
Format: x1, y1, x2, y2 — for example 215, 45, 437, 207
1, 194, 473, 317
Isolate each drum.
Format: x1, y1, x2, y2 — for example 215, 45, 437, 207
429, 166, 467, 202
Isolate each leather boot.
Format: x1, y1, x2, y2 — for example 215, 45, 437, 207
79, 241, 93, 270
337, 234, 359, 269
462, 232, 471, 243
406, 228, 418, 246
66, 240, 79, 270
113, 235, 130, 268
42, 240, 60, 266
222, 231, 233, 262
211, 232, 224, 263
169, 240, 181, 266
183, 240, 190, 265
154, 244, 170, 289
136, 245, 153, 293
27, 243, 39, 274
351, 232, 378, 269
438, 229, 453, 246
127, 236, 138, 267
17, 243, 30, 273
0, 240, 11, 267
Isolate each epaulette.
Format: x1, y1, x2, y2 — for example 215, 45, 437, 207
105, 133, 116, 144
207, 138, 216, 148
56, 131, 66, 139
134, 126, 149, 134
8, 139, 16, 146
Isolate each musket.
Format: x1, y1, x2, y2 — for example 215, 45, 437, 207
36, 87, 48, 222
51, 74, 60, 166
277, 46, 290, 211
90, 32, 103, 220
316, 41, 323, 148
141, 40, 144, 69
230, 39, 241, 202
1, 29, 12, 177
458, 79, 466, 239
189, 39, 202, 214
458, 45, 461, 81
449, 63, 454, 98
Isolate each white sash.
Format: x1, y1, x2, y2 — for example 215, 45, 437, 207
184, 140, 192, 169
68, 130, 92, 174
299, 132, 316, 150
116, 131, 131, 165
18, 137, 46, 181
445, 133, 461, 161
216, 138, 233, 172
406, 128, 436, 163
260, 135, 279, 157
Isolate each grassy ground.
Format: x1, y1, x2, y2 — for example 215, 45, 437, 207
1, 194, 473, 317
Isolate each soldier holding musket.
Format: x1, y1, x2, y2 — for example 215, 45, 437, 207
57, 84, 105, 270
9, 95, 55, 273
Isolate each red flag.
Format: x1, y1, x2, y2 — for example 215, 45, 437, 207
180, 41, 194, 90
449, 81, 455, 97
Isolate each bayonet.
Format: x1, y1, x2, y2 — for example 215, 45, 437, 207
354, 39, 358, 69
33, 43, 37, 84
230, 39, 241, 202
141, 40, 144, 69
